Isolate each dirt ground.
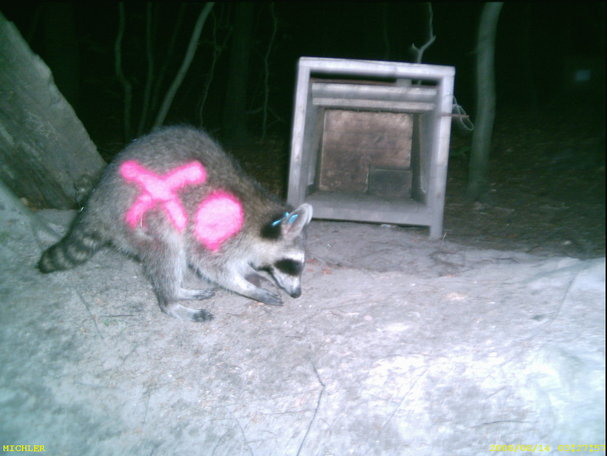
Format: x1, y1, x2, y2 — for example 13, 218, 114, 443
442, 106, 605, 260
0, 106, 604, 455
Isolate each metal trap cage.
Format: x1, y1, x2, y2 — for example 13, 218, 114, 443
287, 57, 455, 238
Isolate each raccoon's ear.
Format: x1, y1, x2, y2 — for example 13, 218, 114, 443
281, 203, 313, 240
261, 204, 313, 240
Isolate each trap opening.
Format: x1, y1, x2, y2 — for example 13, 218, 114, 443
287, 57, 455, 238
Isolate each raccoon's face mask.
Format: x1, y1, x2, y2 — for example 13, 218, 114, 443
267, 258, 305, 298
259, 203, 313, 298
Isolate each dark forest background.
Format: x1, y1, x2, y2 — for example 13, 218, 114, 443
2, 2, 604, 157
1, 2, 605, 257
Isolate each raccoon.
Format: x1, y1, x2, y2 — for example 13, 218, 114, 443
38, 126, 313, 322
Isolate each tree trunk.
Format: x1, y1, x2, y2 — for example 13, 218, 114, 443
0, 12, 105, 209
466, 2, 503, 200
222, 2, 255, 143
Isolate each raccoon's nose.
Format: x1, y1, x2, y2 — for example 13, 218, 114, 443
290, 288, 302, 298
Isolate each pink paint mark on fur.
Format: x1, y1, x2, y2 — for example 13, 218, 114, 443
194, 191, 244, 251
120, 160, 206, 231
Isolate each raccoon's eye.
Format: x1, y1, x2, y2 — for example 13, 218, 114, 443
274, 259, 303, 276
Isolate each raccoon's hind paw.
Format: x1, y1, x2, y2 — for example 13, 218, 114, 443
160, 302, 214, 322
190, 309, 214, 322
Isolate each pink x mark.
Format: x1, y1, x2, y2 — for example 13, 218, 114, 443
120, 160, 206, 232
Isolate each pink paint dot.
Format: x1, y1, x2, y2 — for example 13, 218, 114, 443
194, 191, 244, 251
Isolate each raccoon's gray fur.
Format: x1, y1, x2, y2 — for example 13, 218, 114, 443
38, 126, 313, 322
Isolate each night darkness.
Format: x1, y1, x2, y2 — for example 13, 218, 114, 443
3, 2, 604, 150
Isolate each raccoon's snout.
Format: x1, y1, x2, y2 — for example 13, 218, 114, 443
289, 287, 302, 299
276, 279, 301, 298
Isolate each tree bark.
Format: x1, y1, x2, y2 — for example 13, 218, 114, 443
466, 2, 503, 200
0, 12, 105, 209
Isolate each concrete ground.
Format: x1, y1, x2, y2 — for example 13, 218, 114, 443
0, 208, 604, 456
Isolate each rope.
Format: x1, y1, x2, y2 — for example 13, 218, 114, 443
452, 96, 475, 132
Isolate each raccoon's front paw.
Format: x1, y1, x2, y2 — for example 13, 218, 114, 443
256, 289, 283, 307
245, 272, 273, 288
177, 287, 215, 301
191, 289, 215, 300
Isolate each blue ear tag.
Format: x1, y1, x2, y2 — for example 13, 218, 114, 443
270, 211, 299, 227
271, 212, 290, 227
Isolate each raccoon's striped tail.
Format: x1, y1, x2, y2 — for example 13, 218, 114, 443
38, 223, 106, 273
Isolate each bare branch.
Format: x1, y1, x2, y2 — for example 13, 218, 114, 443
261, 3, 278, 139
197, 7, 232, 125
153, 2, 215, 128
137, 3, 155, 135
151, 3, 186, 120
410, 2, 436, 63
